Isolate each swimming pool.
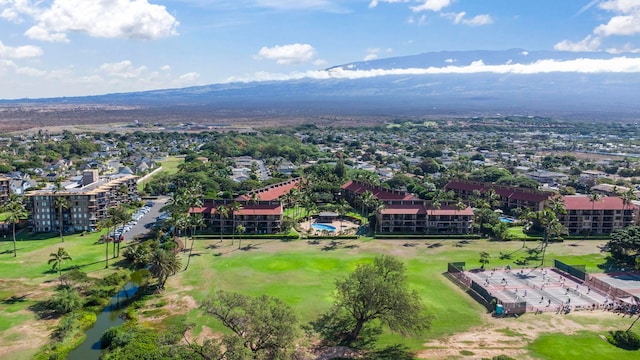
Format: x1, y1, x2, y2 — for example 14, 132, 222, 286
312, 223, 337, 232
499, 216, 515, 223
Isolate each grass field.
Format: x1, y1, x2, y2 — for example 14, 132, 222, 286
1, 231, 638, 359
137, 155, 184, 192
144, 237, 639, 359
0, 229, 130, 359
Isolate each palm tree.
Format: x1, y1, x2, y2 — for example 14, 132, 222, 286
360, 190, 375, 223
149, 249, 182, 290
337, 199, 350, 235
54, 196, 69, 242
48, 247, 72, 280
99, 217, 113, 268
375, 201, 386, 234
621, 188, 637, 223
184, 214, 205, 271
216, 205, 229, 242
249, 192, 260, 234
231, 202, 242, 246
429, 196, 442, 235
588, 192, 602, 236
1, 194, 27, 257
236, 224, 246, 249
455, 199, 467, 234
107, 206, 127, 259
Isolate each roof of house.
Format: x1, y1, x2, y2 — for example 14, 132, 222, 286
341, 180, 418, 201
562, 196, 639, 211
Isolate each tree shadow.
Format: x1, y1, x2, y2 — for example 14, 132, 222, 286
205, 243, 220, 250
427, 243, 442, 249
402, 242, 417, 247
240, 244, 259, 251
344, 244, 359, 249
3, 294, 29, 304
307, 240, 320, 245
28, 301, 60, 320
322, 241, 343, 251
364, 344, 414, 360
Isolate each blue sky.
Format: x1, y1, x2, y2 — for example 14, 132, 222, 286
0, 0, 639, 99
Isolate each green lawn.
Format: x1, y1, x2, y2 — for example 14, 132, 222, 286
529, 331, 640, 360
153, 237, 633, 358
138, 155, 184, 192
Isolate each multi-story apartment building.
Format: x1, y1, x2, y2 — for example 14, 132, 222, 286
27, 170, 138, 233
190, 178, 304, 234
191, 199, 284, 234
560, 195, 639, 234
342, 180, 474, 235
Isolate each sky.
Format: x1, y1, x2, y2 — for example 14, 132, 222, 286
1, 0, 640, 99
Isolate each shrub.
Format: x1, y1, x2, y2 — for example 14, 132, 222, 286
607, 330, 640, 350
48, 287, 83, 314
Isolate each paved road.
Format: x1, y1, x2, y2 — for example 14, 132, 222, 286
119, 196, 169, 242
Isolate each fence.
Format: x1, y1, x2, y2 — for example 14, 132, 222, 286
447, 262, 472, 288
585, 275, 635, 299
554, 259, 586, 281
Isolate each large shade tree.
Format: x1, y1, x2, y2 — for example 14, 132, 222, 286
324, 255, 431, 343
200, 290, 299, 359
603, 226, 640, 269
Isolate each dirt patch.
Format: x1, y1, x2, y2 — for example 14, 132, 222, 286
418, 310, 622, 359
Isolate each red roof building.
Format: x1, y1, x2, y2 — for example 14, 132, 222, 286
190, 199, 284, 234
560, 195, 639, 234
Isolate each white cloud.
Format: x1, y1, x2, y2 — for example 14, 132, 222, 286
161, 65, 171, 71
16, 66, 47, 77
558, 0, 640, 52
7, 0, 178, 42
443, 12, 494, 26
99, 60, 147, 79
256, 43, 317, 65
0, 41, 43, 58
364, 53, 378, 61
369, 0, 411, 9
313, 59, 328, 66
411, 0, 452, 12
178, 72, 200, 82
225, 56, 640, 83
554, 35, 602, 52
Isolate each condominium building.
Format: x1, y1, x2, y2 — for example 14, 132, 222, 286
27, 171, 138, 233
342, 180, 474, 235
190, 199, 284, 234
376, 201, 474, 235
560, 195, 639, 235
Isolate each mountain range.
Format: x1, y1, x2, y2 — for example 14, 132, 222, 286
3, 49, 640, 123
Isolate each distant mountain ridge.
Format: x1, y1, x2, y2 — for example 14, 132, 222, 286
327, 48, 636, 71
3, 49, 640, 122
